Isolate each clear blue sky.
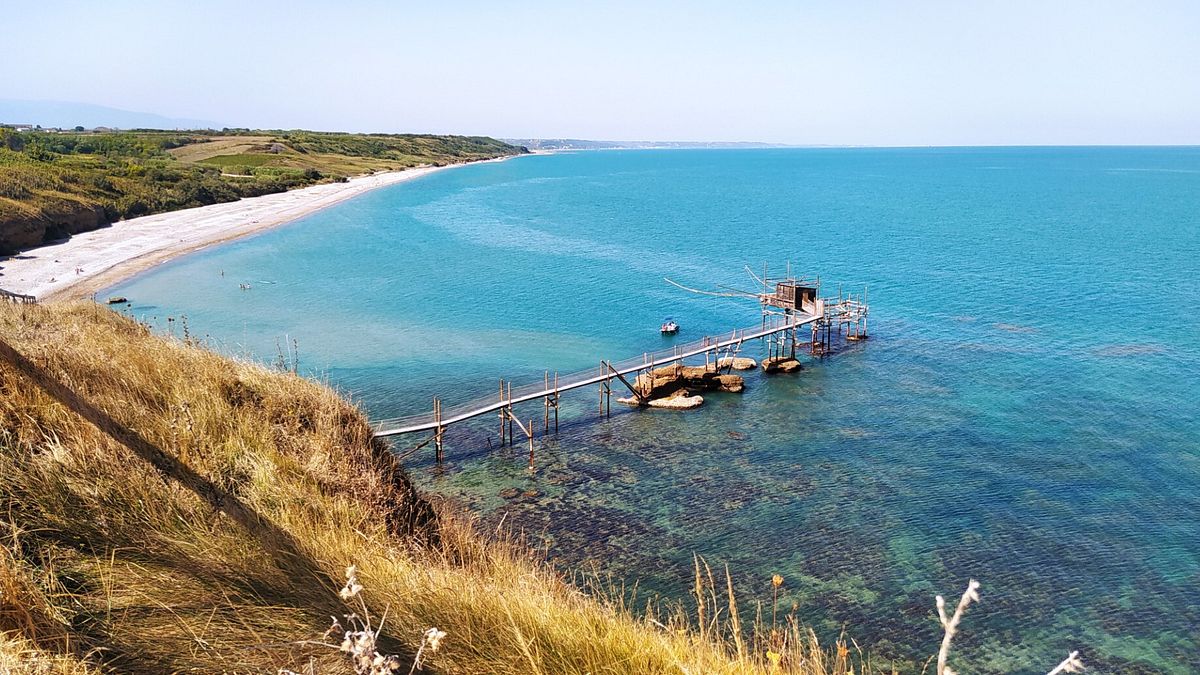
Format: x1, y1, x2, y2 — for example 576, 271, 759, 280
5, 0, 1198, 145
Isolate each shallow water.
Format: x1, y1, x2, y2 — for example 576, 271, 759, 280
111, 148, 1200, 673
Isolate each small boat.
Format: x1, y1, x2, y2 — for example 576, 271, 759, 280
660, 317, 679, 334
106, 296, 128, 305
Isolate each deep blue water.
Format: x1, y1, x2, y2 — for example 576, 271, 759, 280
110, 148, 1200, 673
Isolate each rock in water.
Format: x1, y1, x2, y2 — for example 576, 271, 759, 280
715, 374, 744, 392
718, 356, 758, 370
633, 365, 745, 398
648, 394, 704, 409
762, 356, 802, 373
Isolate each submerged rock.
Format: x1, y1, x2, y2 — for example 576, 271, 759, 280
498, 487, 521, 499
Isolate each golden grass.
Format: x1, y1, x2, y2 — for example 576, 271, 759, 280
166, 136, 277, 162
168, 135, 429, 176
0, 302, 866, 674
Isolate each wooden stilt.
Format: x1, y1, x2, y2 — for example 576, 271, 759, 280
507, 415, 536, 469
498, 379, 506, 445
598, 361, 612, 418
433, 396, 443, 462
507, 381, 513, 446
605, 361, 647, 405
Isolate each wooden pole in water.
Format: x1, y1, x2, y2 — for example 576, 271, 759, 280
507, 381, 513, 446
528, 418, 535, 467
553, 371, 559, 432
864, 285, 869, 337
498, 379, 506, 445
434, 396, 443, 462
543, 371, 550, 433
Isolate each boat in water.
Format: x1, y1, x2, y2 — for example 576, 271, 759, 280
660, 317, 679, 334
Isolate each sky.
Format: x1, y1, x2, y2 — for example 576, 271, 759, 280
4, 0, 1198, 145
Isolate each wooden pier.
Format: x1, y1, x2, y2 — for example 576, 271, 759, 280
371, 273, 870, 454
371, 312, 821, 438
0, 288, 36, 305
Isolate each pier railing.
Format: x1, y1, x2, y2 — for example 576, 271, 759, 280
371, 311, 818, 437
0, 288, 36, 305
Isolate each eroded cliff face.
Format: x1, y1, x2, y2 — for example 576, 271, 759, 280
0, 202, 108, 255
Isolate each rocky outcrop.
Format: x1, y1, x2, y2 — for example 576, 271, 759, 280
618, 390, 705, 409
762, 356, 802, 373
628, 364, 745, 402
0, 201, 109, 255
648, 393, 704, 409
717, 356, 758, 370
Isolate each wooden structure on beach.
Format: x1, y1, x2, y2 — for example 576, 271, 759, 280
371, 265, 870, 466
0, 288, 36, 305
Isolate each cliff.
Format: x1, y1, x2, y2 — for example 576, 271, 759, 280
0, 198, 108, 254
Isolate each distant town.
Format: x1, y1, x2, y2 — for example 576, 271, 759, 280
2, 123, 121, 133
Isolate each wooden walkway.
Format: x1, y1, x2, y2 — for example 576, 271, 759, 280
370, 311, 822, 437
0, 288, 37, 304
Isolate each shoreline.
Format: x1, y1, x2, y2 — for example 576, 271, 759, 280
0, 157, 514, 302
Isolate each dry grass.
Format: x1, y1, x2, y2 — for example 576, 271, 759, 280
166, 136, 277, 162
168, 136, 407, 175
0, 302, 863, 674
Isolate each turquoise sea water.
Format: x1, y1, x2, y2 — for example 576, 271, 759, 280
110, 148, 1199, 673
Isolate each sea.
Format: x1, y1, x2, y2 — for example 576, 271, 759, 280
108, 147, 1200, 673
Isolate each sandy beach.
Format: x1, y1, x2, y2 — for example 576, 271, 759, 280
0, 161, 492, 302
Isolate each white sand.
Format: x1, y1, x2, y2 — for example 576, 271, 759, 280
0, 160, 493, 302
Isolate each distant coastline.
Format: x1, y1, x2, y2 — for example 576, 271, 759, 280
0, 156, 517, 302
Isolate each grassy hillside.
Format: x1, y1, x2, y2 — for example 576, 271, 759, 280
0, 302, 861, 674
0, 128, 524, 254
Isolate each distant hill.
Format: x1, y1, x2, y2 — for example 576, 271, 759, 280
0, 99, 222, 131
503, 138, 790, 150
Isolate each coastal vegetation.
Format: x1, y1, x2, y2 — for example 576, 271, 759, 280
0, 301, 861, 674
0, 128, 524, 254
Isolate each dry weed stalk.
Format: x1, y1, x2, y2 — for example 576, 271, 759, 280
1047, 651, 1085, 674
935, 580, 1085, 675
935, 578, 979, 675
286, 565, 447, 675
